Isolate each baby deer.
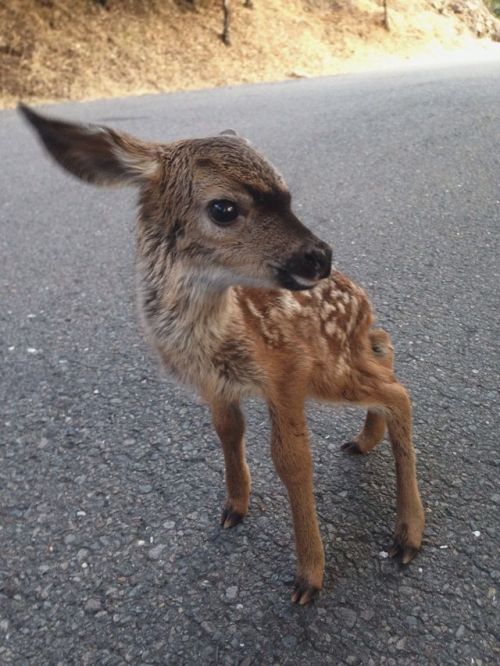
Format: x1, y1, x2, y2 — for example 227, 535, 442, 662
20, 104, 424, 605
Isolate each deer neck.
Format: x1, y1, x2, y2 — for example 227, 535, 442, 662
136, 234, 240, 389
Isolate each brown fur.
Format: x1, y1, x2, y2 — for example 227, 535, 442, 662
20, 105, 424, 605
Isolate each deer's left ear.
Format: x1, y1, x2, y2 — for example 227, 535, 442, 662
19, 104, 161, 187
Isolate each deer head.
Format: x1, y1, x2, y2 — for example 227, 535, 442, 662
20, 104, 332, 291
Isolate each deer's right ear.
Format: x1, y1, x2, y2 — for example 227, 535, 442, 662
18, 104, 160, 187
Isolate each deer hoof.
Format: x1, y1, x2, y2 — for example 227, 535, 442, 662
291, 576, 320, 605
220, 505, 245, 529
388, 531, 420, 565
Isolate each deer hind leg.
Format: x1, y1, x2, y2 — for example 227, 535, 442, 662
268, 397, 324, 605
342, 408, 387, 455
357, 378, 424, 563
342, 329, 393, 455
211, 400, 251, 528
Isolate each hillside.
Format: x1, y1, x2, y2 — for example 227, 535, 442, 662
1, 0, 499, 108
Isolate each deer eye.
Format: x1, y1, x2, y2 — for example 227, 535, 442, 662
208, 199, 239, 226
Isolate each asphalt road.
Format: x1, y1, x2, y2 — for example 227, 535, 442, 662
1, 61, 500, 665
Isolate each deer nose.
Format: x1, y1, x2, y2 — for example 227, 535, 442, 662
275, 239, 332, 291
301, 241, 332, 279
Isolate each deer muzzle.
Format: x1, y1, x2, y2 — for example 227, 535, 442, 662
275, 239, 332, 291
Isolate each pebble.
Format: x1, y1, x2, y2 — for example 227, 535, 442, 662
163, 520, 175, 530
455, 624, 465, 639
84, 598, 102, 613
77, 549, 89, 562
396, 637, 407, 650
281, 634, 297, 648
138, 484, 153, 494
225, 585, 238, 600
148, 544, 166, 560
406, 616, 418, 628
337, 607, 357, 629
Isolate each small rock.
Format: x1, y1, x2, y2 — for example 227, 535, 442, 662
84, 598, 102, 613
77, 549, 89, 562
226, 585, 238, 600
456, 624, 465, 639
281, 634, 297, 648
148, 544, 166, 560
337, 607, 357, 629
406, 616, 418, 628
0, 619, 9, 632
379, 550, 389, 559
288, 69, 309, 79
138, 484, 153, 494
396, 637, 407, 650
64, 534, 76, 545
163, 520, 175, 530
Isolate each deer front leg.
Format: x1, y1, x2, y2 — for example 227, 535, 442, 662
268, 400, 324, 605
211, 400, 251, 528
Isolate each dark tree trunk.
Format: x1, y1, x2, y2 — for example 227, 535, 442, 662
383, 0, 390, 31
221, 0, 231, 45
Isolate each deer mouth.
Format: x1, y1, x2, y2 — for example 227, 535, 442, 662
272, 266, 320, 291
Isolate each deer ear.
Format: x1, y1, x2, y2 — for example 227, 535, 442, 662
219, 129, 239, 137
18, 104, 160, 187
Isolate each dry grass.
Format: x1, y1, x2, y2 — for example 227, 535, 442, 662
1, 0, 499, 108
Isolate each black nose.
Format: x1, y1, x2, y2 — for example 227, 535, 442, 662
287, 240, 332, 281
275, 238, 333, 291
301, 242, 332, 280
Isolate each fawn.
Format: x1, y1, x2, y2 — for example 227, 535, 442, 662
20, 104, 424, 604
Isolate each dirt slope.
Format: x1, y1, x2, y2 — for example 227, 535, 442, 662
1, 0, 499, 108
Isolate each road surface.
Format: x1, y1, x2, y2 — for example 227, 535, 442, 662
1, 61, 499, 665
